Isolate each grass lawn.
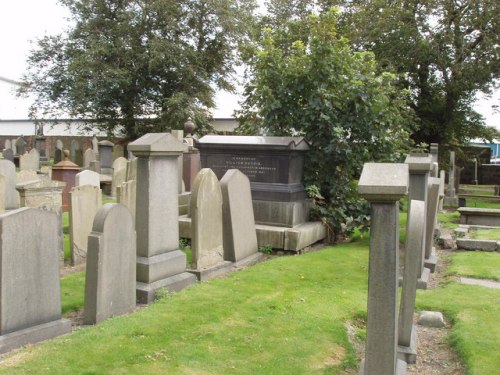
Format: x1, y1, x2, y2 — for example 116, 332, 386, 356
469, 228, 500, 240
446, 251, 500, 281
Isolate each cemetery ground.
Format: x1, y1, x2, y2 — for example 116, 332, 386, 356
0, 203, 499, 373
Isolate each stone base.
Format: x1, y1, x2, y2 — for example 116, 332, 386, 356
284, 221, 326, 251
255, 225, 287, 249
233, 252, 266, 269
424, 247, 437, 273
398, 267, 429, 290
188, 261, 233, 282
137, 250, 187, 283
359, 358, 407, 375
443, 196, 459, 207
0, 318, 72, 354
252, 199, 309, 227
136, 272, 197, 304
398, 324, 418, 364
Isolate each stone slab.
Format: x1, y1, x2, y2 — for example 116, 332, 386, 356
136, 250, 187, 283
284, 221, 326, 251
359, 359, 407, 375
255, 224, 286, 249
418, 311, 445, 328
404, 153, 433, 173
187, 261, 233, 282
397, 324, 418, 364
136, 272, 197, 304
0, 319, 71, 354
252, 199, 309, 227
179, 215, 191, 238
456, 238, 498, 251
358, 163, 409, 202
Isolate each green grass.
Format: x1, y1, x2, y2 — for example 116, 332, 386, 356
438, 210, 460, 229
446, 251, 500, 281
469, 228, 500, 240
61, 271, 86, 315
464, 198, 500, 209
1, 245, 369, 374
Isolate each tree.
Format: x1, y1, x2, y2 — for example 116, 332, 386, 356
237, 10, 412, 240
338, 0, 500, 146
19, 0, 257, 139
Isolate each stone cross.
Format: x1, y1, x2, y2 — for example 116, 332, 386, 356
357, 162, 408, 375
127, 133, 196, 304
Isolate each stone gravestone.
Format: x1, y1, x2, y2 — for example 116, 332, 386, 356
424, 178, 440, 273
444, 151, 459, 206
83, 148, 97, 169
111, 157, 128, 197
0, 207, 71, 354
220, 169, 259, 263
398, 200, 425, 364
2, 149, 14, 163
92, 136, 99, 153
0, 160, 19, 210
98, 140, 114, 175
117, 180, 136, 225
128, 133, 196, 303
16, 170, 41, 185
190, 168, 230, 280
10, 139, 17, 156
126, 157, 138, 181
358, 162, 408, 375
69, 185, 102, 265
0, 176, 6, 214
54, 148, 63, 165
19, 149, 40, 171
3, 140, 11, 151
15, 137, 27, 156
76, 169, 101, 188
83, 204, 136, 324
112, 144, 124, 161
70, 139, 83, 167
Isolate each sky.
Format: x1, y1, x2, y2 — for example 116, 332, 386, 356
0, 0, 498, 128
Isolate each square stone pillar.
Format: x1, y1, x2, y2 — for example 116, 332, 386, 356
358, 163, 408, 375
444, 151, 459, 206
404, 153, 432, 288
128, 133, 196, 304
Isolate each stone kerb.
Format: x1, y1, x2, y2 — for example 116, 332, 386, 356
76, 169, 101, 188
69, 185, 103, 266
398, 200, 425, 364
220, 169, 259, 263
190, 168, 229, 279
127, 133, 195, 304
358, 162, 408, 375
84, 204, 136, 325
0, 160, 20, 210
0, 208, 71, 353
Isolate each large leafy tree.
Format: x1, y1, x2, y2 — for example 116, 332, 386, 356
237, 10, 412, 240
20, 0, 256, 139
339, 0, 500, 146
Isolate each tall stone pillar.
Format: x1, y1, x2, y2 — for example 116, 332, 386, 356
358, 162, 408, 375
128, 133, 197, 304
404, 153, 432, 288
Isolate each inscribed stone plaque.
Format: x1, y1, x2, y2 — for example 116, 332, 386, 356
191, 168, 224, 270
84, 204, 136, 324
69, 185, 103, 265
0, 208, 71, 353
76, 169, 101, 188
220, 169, 258, 262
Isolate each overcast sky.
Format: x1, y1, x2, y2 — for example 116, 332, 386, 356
1, 0, 498, 127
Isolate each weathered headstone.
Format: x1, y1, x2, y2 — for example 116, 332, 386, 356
83, 204, 136, 324
357, 162, 408, 375
128, 133, 196, 303
171, 130, 184, 193
0, 160, 19, 209
2, 149, 13, 163
0, 176, 6, 214
70, 139, 83, 166
398, 200, 425, 364
76, 169, 100, 188
424, 178, 440, 273
83, 148, 97, 169
112, 144, 124, 161
111, 157, 128, 197
98, 140, 114, 175
191, 168, 226, 275
444, 151, 459, 206
126, 157, 138, 181
10, 139, 17, 156
16, 170, 40, 185
117, 179, 136, 225
438, 170, 445, 211
0, 208, 71, 353
19, 149, 40, 171
15, 137, 27, 156
3, 140, 11, 151
54, 139, 64, 164
69, 185, 102, 265
220, 169, 259, 263
92, 136, 99, 153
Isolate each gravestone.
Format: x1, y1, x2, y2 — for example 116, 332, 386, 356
15, 137, 27, 156
128, 133, 196, 303
0, 208, 71, 354
10, 139, 16, 156
76, 169, 101, 188
0, 160, 19, 209
83, 148, 97, 169
190, 169, 229, 279
19, 149, 40, 171
2, 149, 13, 163
83, 204, 136, 324
117, 180, 136, 225
220, 169, 259, 263
0, 176, 5, 214
69, 185, 102, 265
70, 139, 83, 167
35, 135, 48, 163
111, 157, 128, 197
112, 144, 124, 161
424, 178, 440, 272
398, 200, 425, 363
16, 170, 40, 185
54, 139, 64, 164
56, 139, 64, 151
126, 157, 138, 181
3, 140, 11, 151
92, 136, 99, 153
171, 130, 184, 193
358, 162, 408, 375
98, 140, 114, 175
444, 151, 459, 206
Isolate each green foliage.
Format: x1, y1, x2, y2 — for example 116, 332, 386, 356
238, 9, 412, 240
258, 244, 273, 254
339, 0, 500, 146
20, 0, 258, 139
